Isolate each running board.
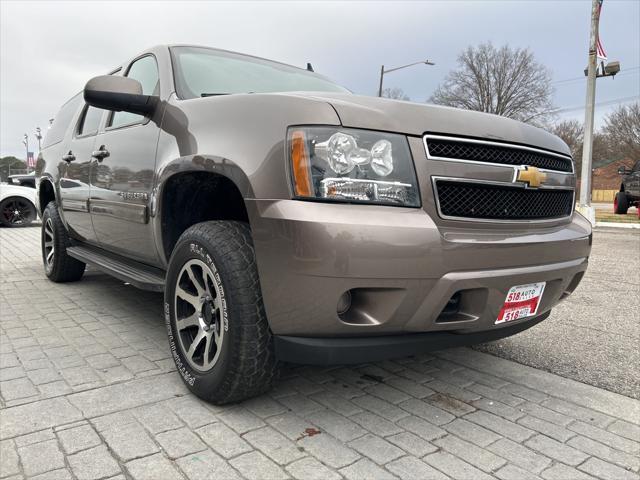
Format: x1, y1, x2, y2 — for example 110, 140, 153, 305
67, 245, 165, 292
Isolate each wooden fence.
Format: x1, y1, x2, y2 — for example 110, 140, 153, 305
591, 189, 618, 203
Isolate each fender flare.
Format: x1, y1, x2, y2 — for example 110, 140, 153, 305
152, 154, 255, 265
36, 175, 58, 216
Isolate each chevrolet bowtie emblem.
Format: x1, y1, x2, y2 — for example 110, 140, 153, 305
516, 166, 547, 188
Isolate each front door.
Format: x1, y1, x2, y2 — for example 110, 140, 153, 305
89, 54, 162, 264
59, 101, 103, 243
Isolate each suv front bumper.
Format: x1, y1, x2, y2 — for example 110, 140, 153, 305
274, 311, 550, 365
247, 199, 590, 344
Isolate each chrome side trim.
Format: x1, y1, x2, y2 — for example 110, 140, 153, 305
423, 134, 575, 175
89, 199, 148, 224
431, 176, 575, 224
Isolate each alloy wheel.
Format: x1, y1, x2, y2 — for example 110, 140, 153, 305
43, 218, 55, 268
2, 199, 33, 225
174, 258, 225, 372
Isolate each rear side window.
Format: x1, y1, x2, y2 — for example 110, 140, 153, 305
77, 105, 103, 136
109, 55, 159, 129
43, 94, 83, 148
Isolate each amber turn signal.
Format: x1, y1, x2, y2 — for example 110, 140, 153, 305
290, 130, 313, 197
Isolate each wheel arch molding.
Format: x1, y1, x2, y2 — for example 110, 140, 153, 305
154, 156, 255, 265
37, 176, 58, 216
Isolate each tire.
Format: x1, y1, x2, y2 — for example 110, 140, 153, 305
165, 221, 279, 404
613, 191, 629, 214
0, 196, 36, 227
41, 202, 86, 282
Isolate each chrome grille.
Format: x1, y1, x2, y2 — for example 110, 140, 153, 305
435, 180, 574, 221
426, 137, 573, 173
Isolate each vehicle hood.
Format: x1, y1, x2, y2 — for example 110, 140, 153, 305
283, 92, 570, 156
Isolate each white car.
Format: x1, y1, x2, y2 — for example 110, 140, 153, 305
0, 183, 38, 227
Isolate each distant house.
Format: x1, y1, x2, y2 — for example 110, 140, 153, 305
592, 158, 634, 190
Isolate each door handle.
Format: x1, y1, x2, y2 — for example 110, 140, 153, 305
62, 151, 76, 163
92, 146, 110, 160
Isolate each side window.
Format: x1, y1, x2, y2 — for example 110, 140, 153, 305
109, 55, 159, 129
42, 94, 83, 148
77, 105, 103, 136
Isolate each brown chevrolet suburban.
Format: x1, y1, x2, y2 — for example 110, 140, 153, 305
36, 45, 591, 404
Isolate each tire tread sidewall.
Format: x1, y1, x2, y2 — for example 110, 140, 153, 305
164, 221, 278, 404
42, 202, 85, 282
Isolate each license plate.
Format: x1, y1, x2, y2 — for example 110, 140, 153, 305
496, 282, 546, 324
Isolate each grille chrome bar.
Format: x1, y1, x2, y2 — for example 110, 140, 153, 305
424, 135, 574, 174
432, 177, 574, 223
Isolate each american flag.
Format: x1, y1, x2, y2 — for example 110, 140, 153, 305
596, 0, 607, 59
27, 152, 35, 168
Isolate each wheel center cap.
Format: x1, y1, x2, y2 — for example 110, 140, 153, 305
202, 300, 215, 326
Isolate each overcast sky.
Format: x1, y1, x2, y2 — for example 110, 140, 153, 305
1, 0, 638, 158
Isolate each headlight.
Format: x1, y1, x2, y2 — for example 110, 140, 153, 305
288, 127, 420, 207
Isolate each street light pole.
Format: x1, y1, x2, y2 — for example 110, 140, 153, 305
35, 127, 42, 153
578, 0, 600, 225
378, 65, 385, 98
377, 59, 435, 97
577, 0, 620, 224
22, 133, 29, 173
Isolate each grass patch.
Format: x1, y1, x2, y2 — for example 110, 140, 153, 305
595, 208, 640, 223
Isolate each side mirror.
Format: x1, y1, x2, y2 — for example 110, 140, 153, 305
84, 75, 157, 115
618, 166, 631, 175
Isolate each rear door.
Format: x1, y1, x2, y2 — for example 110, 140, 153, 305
89, 54, 162, 264
59, 99, 103, 243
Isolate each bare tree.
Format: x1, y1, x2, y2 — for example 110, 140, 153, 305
430, 43, 555, 125
382, 87, 410, 101
602, 102, 640, 160
550, 119, 614, 176
550, 120, 583, 158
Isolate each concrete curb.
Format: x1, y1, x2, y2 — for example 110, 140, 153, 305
595, 221, 640, 229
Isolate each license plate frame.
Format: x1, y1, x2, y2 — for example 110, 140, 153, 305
496, 282, 546, 324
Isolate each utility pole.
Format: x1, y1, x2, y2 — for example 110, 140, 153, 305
578, 0, 601, 225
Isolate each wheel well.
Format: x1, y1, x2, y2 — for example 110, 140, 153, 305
39, 180, 56, 213
161, 172, 249, 259
1, 196, 36, 209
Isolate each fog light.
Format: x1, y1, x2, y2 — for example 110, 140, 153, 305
337, 291, 352, 315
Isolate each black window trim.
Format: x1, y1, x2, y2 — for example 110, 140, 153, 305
74, 104, 105, 139
105, 53, 159, 132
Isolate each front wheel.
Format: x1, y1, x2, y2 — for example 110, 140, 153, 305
165, 221, 279, 404
613, 191, 629, 214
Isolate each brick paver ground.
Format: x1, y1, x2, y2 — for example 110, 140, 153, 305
1, 225, 639, 480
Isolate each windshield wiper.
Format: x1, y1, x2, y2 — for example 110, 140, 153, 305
200, 92, 256, 97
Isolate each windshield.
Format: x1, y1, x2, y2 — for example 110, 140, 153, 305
170, 46, 349, 99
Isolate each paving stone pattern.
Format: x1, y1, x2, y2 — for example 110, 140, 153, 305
1, 226, 639, 479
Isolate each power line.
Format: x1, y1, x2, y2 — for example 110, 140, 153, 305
553, 70, 639, 88
553, 95, 639, 113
